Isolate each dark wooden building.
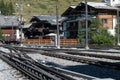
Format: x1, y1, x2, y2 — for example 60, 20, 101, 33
24, 15, 63, 39
62, 1, 120, 39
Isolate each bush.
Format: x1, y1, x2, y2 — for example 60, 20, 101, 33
91, 29, 115, 46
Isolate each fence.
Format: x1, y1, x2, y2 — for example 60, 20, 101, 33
24, 39, 79, 45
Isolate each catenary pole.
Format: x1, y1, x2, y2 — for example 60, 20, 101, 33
85, 0, 89, 49
117, 9, 120, 45
56, 0, 60, 48
20, 1, 23, 46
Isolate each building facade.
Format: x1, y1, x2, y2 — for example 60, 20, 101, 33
24, 15, 63, 39
0, 16, 21, 42
62, 0, 120, 39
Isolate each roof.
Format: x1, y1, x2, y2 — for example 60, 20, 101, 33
23, 23, 32, 28
46, 33, 56, 36
81, 2, 118, 10
0, 16, 19, 28
62, 5, 76, 16
30, 15, 62, 25
70, 5, 76, 8
62, 1, 120, 17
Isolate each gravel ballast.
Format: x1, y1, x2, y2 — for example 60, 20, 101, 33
27, 52, 120, 80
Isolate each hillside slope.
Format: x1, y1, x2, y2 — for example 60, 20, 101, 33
4, 0, 101, 22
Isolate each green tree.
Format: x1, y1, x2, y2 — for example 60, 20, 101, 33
91, 28, 115, 45
0, 29, 4, 39
7, 2, 14, 15
88, 18, 115, 45
0, 0, 5, 15
77, 22, 85, 45
115, 21, 120, 45
89, 18, 102, 38
0, 0, 14, 15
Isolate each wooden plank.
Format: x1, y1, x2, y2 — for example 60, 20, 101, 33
24, 39, 78, 45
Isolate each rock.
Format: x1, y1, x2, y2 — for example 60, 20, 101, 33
0, 72, 5, 80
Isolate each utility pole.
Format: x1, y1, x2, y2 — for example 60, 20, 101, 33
85, 0, 89, 49
117, 9, 120, 45
56, 1, 60, 48
19, 2, 23, 46
11, 22, 14, 40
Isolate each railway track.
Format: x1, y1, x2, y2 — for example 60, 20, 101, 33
0, 46, 101, 80
13, 46, 120, 61
0, 51, 76, 80
9, 47, 120, 63
11, 46, 120, 71
40, 51, 120, 70
64, 51, 120, 60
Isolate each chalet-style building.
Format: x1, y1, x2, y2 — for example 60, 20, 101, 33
0, 16, 21, 42
24, 15, 62, 39
62, 0, 120, 39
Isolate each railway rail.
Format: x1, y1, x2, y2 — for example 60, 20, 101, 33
11, 46, 120, 71
40, 51, 120, 70
64, 51, 120, 60
13, 46, 120, 61
12, 45, 120, 53
0, 46, 102, 80
0, 50, 76, 80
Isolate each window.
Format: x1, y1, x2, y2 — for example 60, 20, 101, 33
101, 18, 108, 24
